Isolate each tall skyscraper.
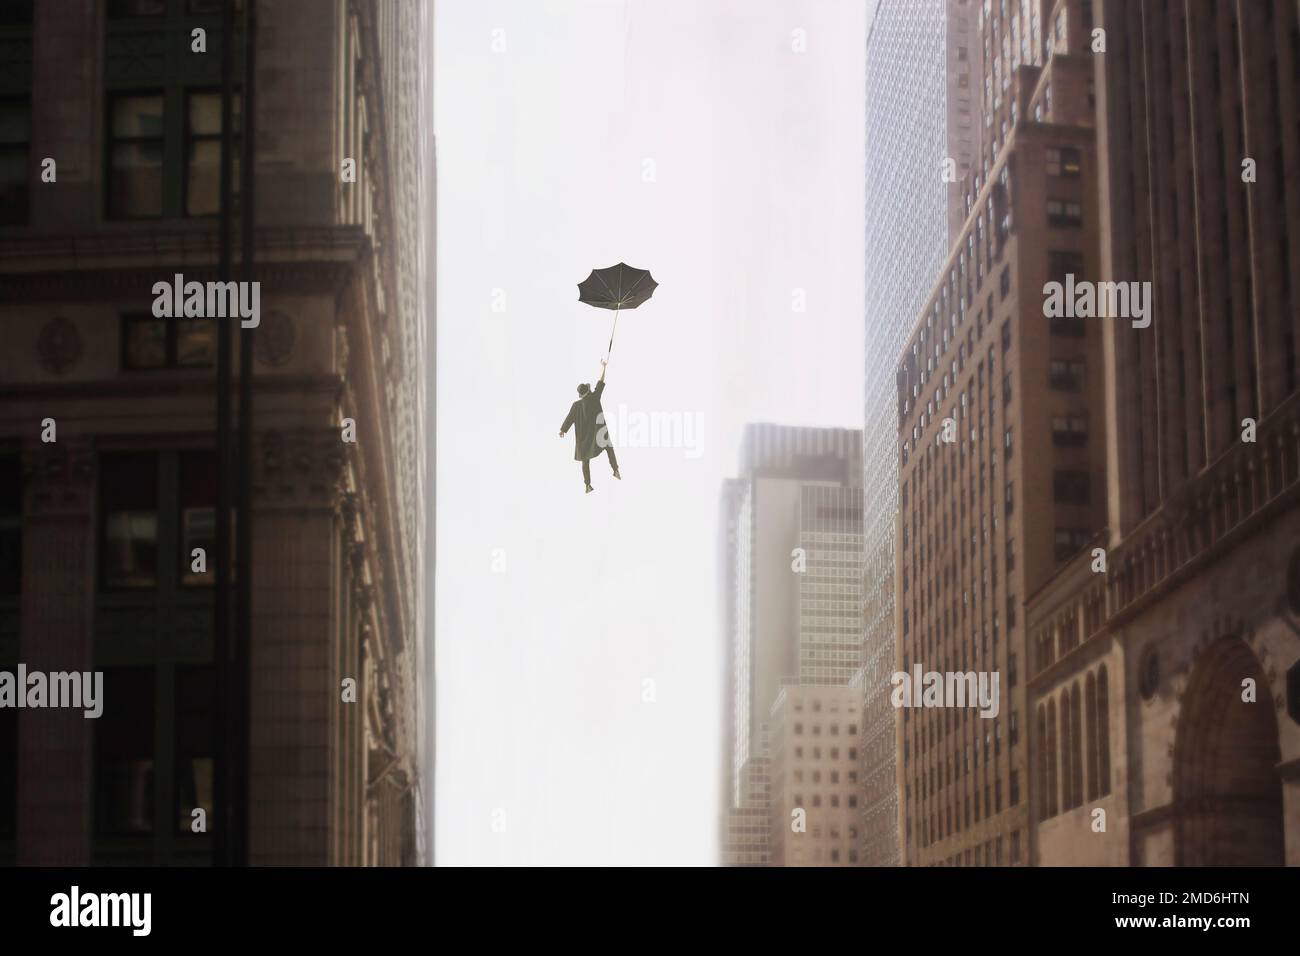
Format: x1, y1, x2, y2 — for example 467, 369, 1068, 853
0, 0, 431, 865
1026, 0, 1300, 867
721, 425, 863, 865
862, 0, 980, 867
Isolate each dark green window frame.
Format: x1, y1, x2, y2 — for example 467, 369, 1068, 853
120, 313, 217, 370
0, 96, 30, 225
93, 449, 216, 864
105, 90, 166, 220
103, 0, 244, 221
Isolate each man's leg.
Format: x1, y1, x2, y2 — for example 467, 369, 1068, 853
606, 445, 620, 478
582, 458, 592, 489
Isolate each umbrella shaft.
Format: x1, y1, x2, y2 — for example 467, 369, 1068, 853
607, 307, 620, 356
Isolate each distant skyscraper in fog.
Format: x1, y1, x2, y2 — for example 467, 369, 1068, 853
720, 425, 862, 865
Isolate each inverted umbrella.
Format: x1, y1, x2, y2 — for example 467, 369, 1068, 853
577, 262, 658, 358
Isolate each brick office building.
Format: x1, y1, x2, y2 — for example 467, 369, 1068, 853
892, 0, 1106, 866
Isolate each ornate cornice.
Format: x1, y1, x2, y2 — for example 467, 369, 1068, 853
252, 427, 349, 511
0, 226, 368, 302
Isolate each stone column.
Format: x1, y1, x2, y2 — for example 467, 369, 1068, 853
247, 428, 346, 865
16, 439, 95, 865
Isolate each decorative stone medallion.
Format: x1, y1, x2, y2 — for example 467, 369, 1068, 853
255, 310, 295, 367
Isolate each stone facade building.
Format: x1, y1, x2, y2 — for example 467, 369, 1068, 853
1026, 0, 1300, 867
0, 0, 430, 865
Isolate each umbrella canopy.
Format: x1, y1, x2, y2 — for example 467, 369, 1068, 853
577, 262, 658, 311
577, 262, 657, 358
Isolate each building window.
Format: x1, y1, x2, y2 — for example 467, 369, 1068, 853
178, 451, 217, 586
174, 665, 215, 834
99, 453, 160, 589
0, 457, 20, 595
1098, 665, 1111, 795
0, 98, 30, 226
109, 0, 167, 14
1054, 528, 1091, 561
1047, 250, 1085, 283
1049, 359, 1085, 390
187, 0, 246, 13
1049, 315, 1086, 337
185, 90, 240, 217
1053, 469, 1090, 505
94, 667, 156, 836
0, 671, 13, 841
121, 314, 216, 370
1047, 700, 1059, 815
1005, 480, 1014, 516
1061, 147, 1081, 176
999, 268, 1011, 301
1005, 538, 1015, 572
1085, 671, 1099, 800
1004, 427, 1013, 459
1044, 146, 1081, 177
0, 1, 33, 24
1050, 415, 1089, 447
1047, 198, 1082, 228
107, 92, 165, 219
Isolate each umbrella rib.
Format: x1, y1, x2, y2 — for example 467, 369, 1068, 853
623, 271, 649, 301
592, 270, 616, 302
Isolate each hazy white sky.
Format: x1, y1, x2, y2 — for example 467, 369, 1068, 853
435, 0, 866, 865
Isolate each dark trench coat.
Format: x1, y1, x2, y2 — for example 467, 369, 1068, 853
560, 379, 610, 462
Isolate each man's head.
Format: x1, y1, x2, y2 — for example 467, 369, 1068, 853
577, 383, 590, 397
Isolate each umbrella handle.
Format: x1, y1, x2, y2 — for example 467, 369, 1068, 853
606, 305, 620, 359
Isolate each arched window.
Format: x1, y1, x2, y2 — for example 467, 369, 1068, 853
1036, 705, 1048, 820
1085, 672, 1099, 800
1070, 682, 1084, 808
1060, 690, 1073, 810
1098, 665, 1111, 796
1047, 699, 1058, 816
